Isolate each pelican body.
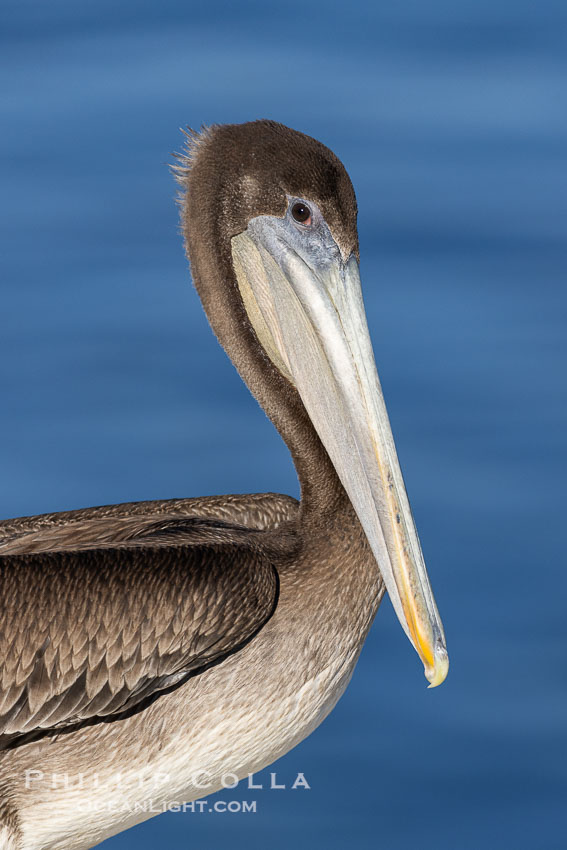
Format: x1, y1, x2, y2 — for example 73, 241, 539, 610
0, 121, 448, 850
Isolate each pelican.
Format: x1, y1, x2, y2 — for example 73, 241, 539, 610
0, 120, 448, 850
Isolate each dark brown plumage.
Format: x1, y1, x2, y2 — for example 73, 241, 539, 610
0, 526, 277, 744
0, 494, 296, 746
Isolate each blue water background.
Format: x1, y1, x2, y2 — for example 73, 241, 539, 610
1, 2, 566, 847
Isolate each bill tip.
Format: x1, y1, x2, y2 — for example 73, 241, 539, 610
425, 643, 449, 689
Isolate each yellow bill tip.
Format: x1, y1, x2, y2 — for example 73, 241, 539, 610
425, 643, 449, 689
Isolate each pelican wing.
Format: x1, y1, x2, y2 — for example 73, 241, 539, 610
0, 492, 298, 555
0, 517, 279, 748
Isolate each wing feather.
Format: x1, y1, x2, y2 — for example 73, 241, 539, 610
0, 519, 279, 747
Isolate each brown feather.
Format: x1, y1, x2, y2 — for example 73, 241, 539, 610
0, 516, 293, 746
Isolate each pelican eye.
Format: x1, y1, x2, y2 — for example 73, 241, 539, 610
291, 202, 312, 226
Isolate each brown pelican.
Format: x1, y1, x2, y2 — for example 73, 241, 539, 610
0, 120, 448, 850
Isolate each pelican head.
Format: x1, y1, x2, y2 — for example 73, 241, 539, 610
177, 120, 448, 687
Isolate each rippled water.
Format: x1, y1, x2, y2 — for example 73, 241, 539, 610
1, 2, 566, 848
